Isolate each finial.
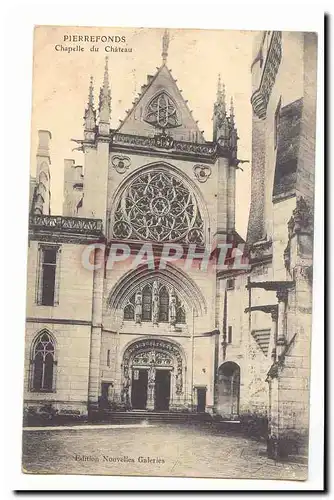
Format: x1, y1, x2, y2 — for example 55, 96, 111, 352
213, 74, 228, 141
230, 96, 235, 125
102, 57, 109, 95
162, 29, 170, 65
99, 56, 111, 125
217, 73, 222, 98
88, 76, 94, 107
84, 76, 96, 134
216, 74, 226, 113
230, 96, 234, 116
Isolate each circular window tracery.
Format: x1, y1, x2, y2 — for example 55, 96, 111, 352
144, 92, 180, 129
112, 170, 204, 244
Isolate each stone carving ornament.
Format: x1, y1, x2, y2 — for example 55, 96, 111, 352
144, 92, 180, 129
112, 170, 204, 244
110, 155, 131, 174
123, 280, 186, 325
132, 350, 173, 367
175, 365, 183, 395
152, 281, 159, 325
122, 365, 131, 404
122, 338, 183, 394
193, 164, 212, 183
169, 288, 177, 326
134, 290, 142, 324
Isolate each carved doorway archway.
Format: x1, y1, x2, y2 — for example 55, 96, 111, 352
217, 362, 240, 419
121, 338, 185, 411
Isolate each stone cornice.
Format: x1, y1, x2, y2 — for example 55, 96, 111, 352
246, 279, 295, 292
29, 214, 105, 244
110, 132, 235, 162
73, 130, 236, 163
244, 304, 278, 316
26, 317, 92, 326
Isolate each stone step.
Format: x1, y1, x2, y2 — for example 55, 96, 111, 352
92, 410, 212, 424
251, 329, 271, 356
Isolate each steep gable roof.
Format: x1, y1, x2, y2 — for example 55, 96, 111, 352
117, 64, 205, 143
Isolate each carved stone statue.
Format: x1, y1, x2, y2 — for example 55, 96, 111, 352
175, 365, 183, 394
135, 290, 142, 324
152, 281, 159, 325
148, 364, 156, 385
169, 288, 177, 326
122, 365, 131, 405
148, 350, 156, 364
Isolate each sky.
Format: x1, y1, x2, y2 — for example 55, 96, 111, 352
30, 26, 256, 239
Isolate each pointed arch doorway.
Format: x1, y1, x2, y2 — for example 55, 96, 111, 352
217, 362, 240, 419
122, 338, 185, 412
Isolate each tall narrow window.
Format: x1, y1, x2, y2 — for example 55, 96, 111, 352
142, 285, 152, 321
176, 296, 186, 324
159, 287, 169, 322
37, 245, 60, 306
107, 349, 111, 368
228, 326, 233, 344
274, 97, 281, 150
124, 294, 135, 320
31, 331, 56, 392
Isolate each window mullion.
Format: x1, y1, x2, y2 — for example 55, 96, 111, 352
41, 352, 46, 389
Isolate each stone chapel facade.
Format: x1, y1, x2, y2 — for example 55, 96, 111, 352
24, 30, 317, 458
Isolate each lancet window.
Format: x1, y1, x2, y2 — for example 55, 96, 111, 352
123, 280, 186, 325
31, 331, 56, 392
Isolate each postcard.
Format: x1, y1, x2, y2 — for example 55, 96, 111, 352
22, 25, 317, 480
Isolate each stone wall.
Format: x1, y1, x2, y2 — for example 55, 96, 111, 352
24, 241, 95, 416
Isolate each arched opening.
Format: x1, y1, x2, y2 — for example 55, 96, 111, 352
158, 286, 169, 322
121, 338, 185, 412
141, 284, 152, 321
109, 263, 207, 320
217, 362, 240, 419
31, 330, 56, 392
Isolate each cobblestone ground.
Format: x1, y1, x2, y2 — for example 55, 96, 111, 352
22, 423, 307, 480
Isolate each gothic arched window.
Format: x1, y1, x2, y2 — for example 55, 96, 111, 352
124, 303, 135, 320
31, 331, 56, 392
112, 169, 204, 244
124, 292, 136, 320
142, 285, 152, 321
176, 304, 186, 324
144, 92, 180, 129
122, 281, 186, 325
159, 286, 169, 323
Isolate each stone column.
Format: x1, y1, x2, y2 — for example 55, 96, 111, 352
276, 288, 288, 357
88, 247, 104, 411
267, 376, 280, 459
146, 365, 156, 410
270, 306, 278, 361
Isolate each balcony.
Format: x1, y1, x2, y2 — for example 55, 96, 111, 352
29, 214, 103, 237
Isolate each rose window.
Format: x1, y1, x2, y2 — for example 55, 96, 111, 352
112, 170, 204, 244
144, 92, 180, 129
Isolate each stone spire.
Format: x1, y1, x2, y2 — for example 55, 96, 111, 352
99, 57, 111, 132
229, 96, 235, 126
216, 74, 226, 113
213, 74, 227, 141
162, 29, 170, 65
84, 76, 96, 136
